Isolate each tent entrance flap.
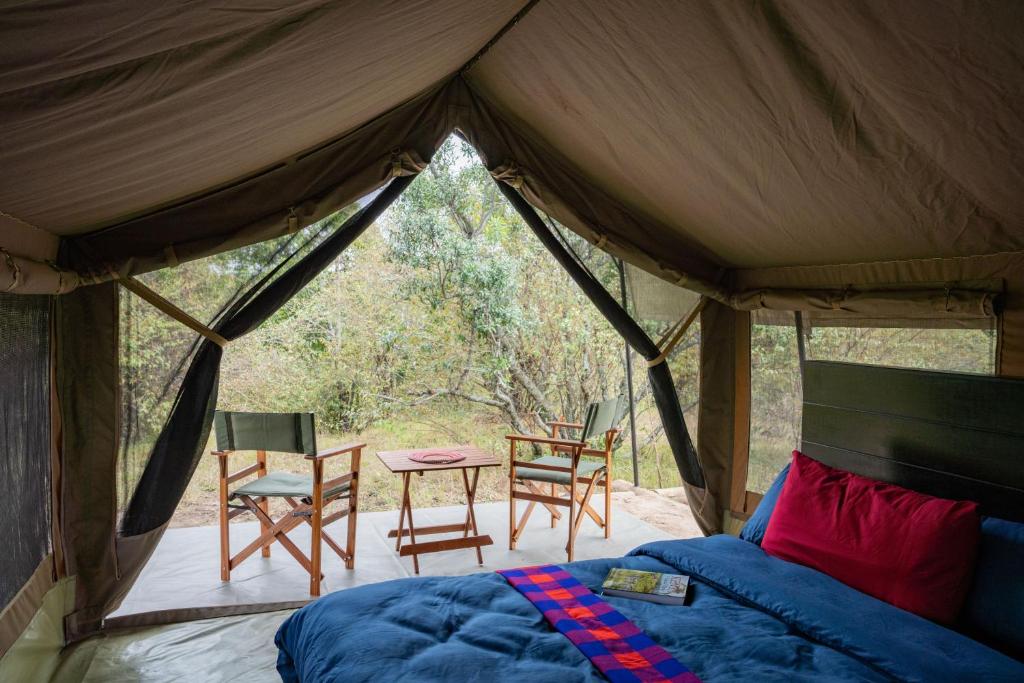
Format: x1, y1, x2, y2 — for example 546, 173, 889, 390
493, 179, 706, 491
119, 175, 415, 538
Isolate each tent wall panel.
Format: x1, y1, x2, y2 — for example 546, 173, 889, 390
56, 283, 120, 641
466, 0, 1024, 271
0, 293, 52, 615
693, 302, 747, 534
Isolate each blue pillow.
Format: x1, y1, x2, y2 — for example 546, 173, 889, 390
739, 463, 790, 545
962, 516, 1024, 659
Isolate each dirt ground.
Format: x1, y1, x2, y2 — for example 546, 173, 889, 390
609, 480, 704, 538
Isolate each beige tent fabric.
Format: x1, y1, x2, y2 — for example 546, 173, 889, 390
0, 216, 58, 261
468, 0, 1024, 269
626, 264, 702, 323
455, 83, 727, 297
0, 0, 525, 235
64, 80, 457, 277
0, 251, 82, 295
692, 302, 743, 535
4, 1, 1018, 283
0, 556, 55, 657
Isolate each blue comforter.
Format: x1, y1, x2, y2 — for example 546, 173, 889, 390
275, 536, 1024, 682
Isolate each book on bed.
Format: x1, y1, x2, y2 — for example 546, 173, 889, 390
601, 568, 690, 605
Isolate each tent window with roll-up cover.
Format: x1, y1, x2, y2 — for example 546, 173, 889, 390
1, 0, 1023, 668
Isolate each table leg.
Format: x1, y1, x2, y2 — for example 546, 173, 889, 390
404, 480, 419, 574
462, 467, 483, 565
395, 473, 409, 552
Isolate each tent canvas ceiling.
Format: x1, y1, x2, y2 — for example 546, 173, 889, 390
2, 0, 1022, 275
0, 0, 524, 233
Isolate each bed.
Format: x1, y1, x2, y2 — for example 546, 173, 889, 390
276, 362, 1024, 682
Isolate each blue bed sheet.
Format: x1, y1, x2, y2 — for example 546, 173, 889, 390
275, 536, 1024, 682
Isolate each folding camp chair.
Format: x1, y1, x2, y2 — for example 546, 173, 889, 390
212, 411, 362, 596
507, 397, 624, 561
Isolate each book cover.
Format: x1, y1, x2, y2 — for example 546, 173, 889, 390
601, 568, 690, 605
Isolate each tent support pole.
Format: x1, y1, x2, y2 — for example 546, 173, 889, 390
617, 259, 640, 486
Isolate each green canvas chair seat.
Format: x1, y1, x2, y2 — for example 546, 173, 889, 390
515, 455, 606, 485
231, 471, 351, 501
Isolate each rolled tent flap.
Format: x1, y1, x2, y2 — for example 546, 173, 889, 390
0, 250, 83, 295
729, 287, 1000, 319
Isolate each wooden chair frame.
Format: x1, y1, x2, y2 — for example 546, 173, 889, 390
507, 423, 618, 562
214, 442, 363, 596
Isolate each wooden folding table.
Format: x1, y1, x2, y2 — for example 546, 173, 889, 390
377, 445, 500, 574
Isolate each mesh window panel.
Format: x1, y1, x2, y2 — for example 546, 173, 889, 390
117, 206, 360, 520
0, 293, 51, 609
543, 217, 701, 489
749, 312, 802, 493
117, 219, 344, 514
806, 324, 997, 374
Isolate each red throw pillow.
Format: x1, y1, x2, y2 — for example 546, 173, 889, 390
762, 451, 981, 624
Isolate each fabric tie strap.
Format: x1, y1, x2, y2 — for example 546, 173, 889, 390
499, 564, 701, 683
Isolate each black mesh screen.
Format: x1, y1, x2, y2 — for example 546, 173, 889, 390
0, 293, 51, 609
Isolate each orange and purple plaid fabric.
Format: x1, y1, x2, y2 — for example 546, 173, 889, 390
499, 565, 701, 683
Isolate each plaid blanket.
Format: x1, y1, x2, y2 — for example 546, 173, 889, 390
498, 565, 701, 683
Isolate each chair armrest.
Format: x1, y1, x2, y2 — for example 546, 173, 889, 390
305, 442, 366, 460
548, 420, 584, 430
211, 450, 238, 459
506, 434, 585, 449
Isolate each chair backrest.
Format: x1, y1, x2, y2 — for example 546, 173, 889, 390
213, 411, 317, 455
580, 396, 626, 442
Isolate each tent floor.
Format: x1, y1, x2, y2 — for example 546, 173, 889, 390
55, 500, 680, 682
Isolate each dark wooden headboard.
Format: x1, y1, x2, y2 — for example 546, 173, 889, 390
801, 361, 1024, 522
